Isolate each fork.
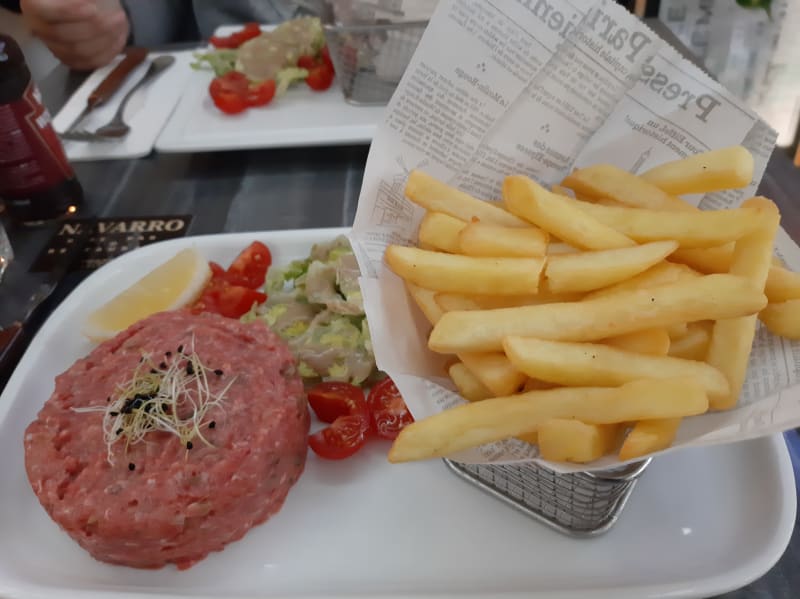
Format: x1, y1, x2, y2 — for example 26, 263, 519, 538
64, 55, 175, 142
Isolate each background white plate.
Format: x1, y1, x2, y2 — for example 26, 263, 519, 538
52, 51, 194, 162
155, 26, 386, 153
0, 229, 796, 599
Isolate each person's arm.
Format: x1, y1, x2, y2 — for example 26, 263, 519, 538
19, 0, 129, 70
120, 0, 192, 46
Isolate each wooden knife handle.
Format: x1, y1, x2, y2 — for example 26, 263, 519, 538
86, 46, 149, 108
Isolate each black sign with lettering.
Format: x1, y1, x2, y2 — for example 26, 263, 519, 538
31, 216, 192, 273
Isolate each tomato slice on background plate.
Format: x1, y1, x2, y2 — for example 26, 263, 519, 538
246, 80, 277, 107
209, 73, 277, 114
368, 377, 414, 440
308, 414, 371, 460
210, 22, 261, 49
209, 72, 249, 114
305, 64, 335, 91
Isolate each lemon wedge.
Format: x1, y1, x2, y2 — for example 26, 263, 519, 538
83, 248, 212, 342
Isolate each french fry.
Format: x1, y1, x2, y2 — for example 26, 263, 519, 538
562, 164, 692, 211
603, 328, 670, 356
668, 321, 712, 361
388, 379, 709, 462
503, 337, 730, 403
546, 242, 580, 255
583, 261, 700, 301
448, 362, 491, 402
385, 245, 545, 295
458, 221, 548, 257
670, 244, 735, 272
764, 266, 800, 303
538, 419, 620, 463
672, 246, 800, 303
640, 146, 754, 195
434, 293, 482, 312
433, 294, 526, 396
666, 322, 689, 339
516, 432, 539, 444
460, 352, 527, 396
428, 274, 766, 354
502, 175, 636, 250
406, 170, 528, 227
542, 241, 678, 294
574, 200, 770, 249
462, 292, 584, 309
759, 299, 800, 340
523, 378, 558, 392
707, 198, 781, 410
418, 212, 466, 253
550, 184, 574, 198
618, 418, 682, 461
405, 282, 444, 325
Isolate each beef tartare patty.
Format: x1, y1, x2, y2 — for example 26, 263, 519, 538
24, 310, 309, 569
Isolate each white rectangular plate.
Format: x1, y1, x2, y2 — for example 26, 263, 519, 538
0, 228, 796, 599
155, 26, 386, 153
53, 51, 195, 162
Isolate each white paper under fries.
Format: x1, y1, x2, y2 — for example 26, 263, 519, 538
350, 0, 800, 471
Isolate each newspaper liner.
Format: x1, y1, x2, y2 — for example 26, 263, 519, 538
349, 0, 800, 472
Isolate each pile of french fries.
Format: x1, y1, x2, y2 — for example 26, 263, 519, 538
383, 146, 800, 465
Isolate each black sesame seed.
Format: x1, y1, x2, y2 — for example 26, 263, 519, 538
139, 357, 144, 363
116, 428, 124, 435
128, 463, 135, 471
106, 397, 111, 403
159, 362, 167, 369
177, 345, 184, 353
209, 421, 216, 429
186, 441, 193, 450
214, 369, 224, 376
109, 411, 119, 417
165, 351, 172, 357
150, 368, 158, 374
186, 362, 195, 375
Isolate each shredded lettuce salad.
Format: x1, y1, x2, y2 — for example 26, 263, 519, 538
242, 236, 377, 386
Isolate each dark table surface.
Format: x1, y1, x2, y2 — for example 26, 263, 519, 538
2, 28, 800, 599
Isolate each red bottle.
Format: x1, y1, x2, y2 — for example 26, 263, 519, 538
0, 34, 83, 225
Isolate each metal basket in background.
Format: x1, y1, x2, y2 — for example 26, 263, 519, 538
323, 20, 427, 105
444, 458, 651, 536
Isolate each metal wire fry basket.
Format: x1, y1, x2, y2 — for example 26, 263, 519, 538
444, 458, 651, 537
323, 20, 427, 105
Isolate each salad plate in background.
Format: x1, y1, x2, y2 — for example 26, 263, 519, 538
155, 22, 386, 153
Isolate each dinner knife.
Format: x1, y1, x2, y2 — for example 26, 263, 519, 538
0, 220, 95, 391
61, 47, 149, 137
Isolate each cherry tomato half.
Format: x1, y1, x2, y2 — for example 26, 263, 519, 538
321, 46, 334, 72
209, 71, 249, 114
225, 241, 272, 289
193, 277, 266, 319
368, 377, 413, 440
307, 382, 368, 423
246, 79, 276, 107
305, 64, 335, 91
297, 54, 317, 70
308, 414, 371, 460
210, 22, 261, 49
